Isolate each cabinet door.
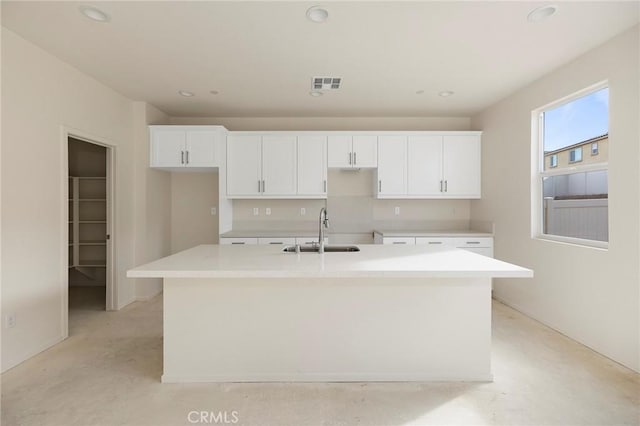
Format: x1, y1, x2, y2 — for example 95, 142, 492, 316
297, 135, 327, 196
377, 136, 407, 196
185, 130, 217, 167
151, 129, 185, 167
227, 135, 262, 196
352, 135, 377, 167
407, 135, 443, 196
443, 135, 481, 198
261, 135, 297, 196
327, 135, 352, 168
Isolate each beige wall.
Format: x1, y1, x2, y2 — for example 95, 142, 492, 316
171, 172, 219, 253
132, 102, 171, 300
1, 28, 138, 371
471, 26, 639, 372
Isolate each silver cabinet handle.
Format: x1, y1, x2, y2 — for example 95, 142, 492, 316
181, 151, 185, 164
258, 180, 261, 192
323, 180, 327, 193
379, 180, 382, 192
444, 180, 448, 192
440, 180, 443, 192
393, 241, 406, 244
231, 242, 245, 245
428, 241, 443, 245
466, 241, 481, 244
186, 151, 189, 164
262, 180, 265, 193
354, 152, 357, 165
269, 242, 284, 245
349, 152, 352, 165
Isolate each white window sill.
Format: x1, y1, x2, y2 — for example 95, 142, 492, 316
533, 234, 608, 250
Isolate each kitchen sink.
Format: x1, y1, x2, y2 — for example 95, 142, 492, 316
282, 245, 360, 253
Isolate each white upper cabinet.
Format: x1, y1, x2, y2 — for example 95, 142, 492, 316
261, 136, 297, 196
376, 132, 481, 199
227, 134, 301, 198
150, 126, 222, 170
297, 135, 327, 197
377, 136, 407, 196
227, 135, 262, 196
407, 135, 443, 196
442, 135, 481, 197
327, 135, 377, 168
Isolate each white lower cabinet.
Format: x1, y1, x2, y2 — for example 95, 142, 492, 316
219, 238, 259, 245
376, 235, 494, 257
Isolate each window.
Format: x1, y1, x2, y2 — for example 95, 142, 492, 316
569, 147, 582, 163
534, 84, 609, 246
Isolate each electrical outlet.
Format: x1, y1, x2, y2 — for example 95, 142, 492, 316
300, 208, 306, 216
210, 207, 217, 216
265, 208, 271, 216
253, 208, 259, 216
6, 313, 16, 328
394, 206, 400, 216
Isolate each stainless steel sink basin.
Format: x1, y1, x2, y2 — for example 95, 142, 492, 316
282, 245, 360, 253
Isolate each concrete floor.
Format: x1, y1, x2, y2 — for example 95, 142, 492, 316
2, 287, 638, 426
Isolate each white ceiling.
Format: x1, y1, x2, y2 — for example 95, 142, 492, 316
2, 1, 638, 117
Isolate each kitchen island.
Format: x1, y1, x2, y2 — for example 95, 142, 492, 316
127, 244, 532, 383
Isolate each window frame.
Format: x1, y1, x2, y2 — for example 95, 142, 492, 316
591, 142, 599, 155
549, 154, 558, 168
569, 147, 583, 163
531, 81, 609, 249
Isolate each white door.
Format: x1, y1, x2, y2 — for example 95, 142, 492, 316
377, 136, 407, 196
227, 135, 262, 196
352, 135, 377, 167
151, 129, 185, 167
327, 135, 352, 168
407, 135, 443, 196
297, 135, 327, 196
262, 135, 297, 196
443, 135, 481, 198
185, 130, 217, 167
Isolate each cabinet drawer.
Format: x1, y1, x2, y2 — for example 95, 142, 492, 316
257, 237, 296, 245
463, 247, 494, 257
295, 237, 328, 246
382, 237, 416, 245
415, 237, 456, 247
455, 238, 493, 248
219, 238, 259, 245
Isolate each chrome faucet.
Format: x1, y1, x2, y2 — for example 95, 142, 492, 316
318, 207, 329, 253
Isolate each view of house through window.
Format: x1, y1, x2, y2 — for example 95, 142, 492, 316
539, 86, 609, 243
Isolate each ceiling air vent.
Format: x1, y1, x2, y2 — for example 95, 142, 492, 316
312, 77, 342, 90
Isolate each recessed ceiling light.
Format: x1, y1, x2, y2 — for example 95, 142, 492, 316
416, 90, 425, 95
527, 5, 558, 23
309, 91, 323, 97
79, 5, 110, 23
178, 90, 195, 97
438, 91, 454, 97
209, 90, 220, 95
307, 6, 329, 23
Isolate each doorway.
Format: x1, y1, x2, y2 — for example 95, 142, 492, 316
67, 136, 113, 313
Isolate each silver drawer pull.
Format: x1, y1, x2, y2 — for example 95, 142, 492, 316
466, 241, 481, 244
269, 242, 284, 245
393, 242, 406, 244
231, 242, 245, 245
428, 241, 443, 245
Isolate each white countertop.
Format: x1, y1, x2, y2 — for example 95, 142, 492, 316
127, 244, 532, 279
374, 229, 493, 237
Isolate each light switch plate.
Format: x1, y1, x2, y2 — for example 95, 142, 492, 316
300, 208, 306, 216
266, 208, 271, 216
394, 206, 400, 216
253, 208, 259, 216
210, 207, 217, 216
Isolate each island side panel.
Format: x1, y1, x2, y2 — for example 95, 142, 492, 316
162, 277, 492, 382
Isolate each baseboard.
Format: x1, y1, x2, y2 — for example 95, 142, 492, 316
1, 334, 66, 373
161, 373, 494, 383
